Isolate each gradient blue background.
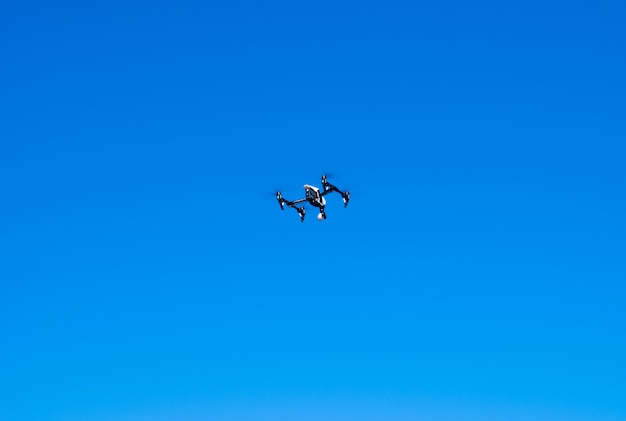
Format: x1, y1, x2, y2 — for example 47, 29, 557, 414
1, 1, 625, 420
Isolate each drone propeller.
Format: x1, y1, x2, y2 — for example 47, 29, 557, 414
321, 172, 338, 182
275, 190, 285, 210
321, 173, 337, 188
261, 188, 286, 199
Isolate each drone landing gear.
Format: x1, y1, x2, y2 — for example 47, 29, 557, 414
287, 203, 306, 222
276, 191, 306, 222
275, 191, 285, 210
321, 176, 350, 208
286, 202, 306, 222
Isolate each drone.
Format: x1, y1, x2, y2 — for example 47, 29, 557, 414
276, 174, 350, 222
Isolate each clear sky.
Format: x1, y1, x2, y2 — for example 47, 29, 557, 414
1, 1, 625, 420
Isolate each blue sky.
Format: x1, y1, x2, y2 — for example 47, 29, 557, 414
1, 1, 625, 420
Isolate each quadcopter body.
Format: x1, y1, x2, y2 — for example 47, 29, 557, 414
276, 175, 350, 222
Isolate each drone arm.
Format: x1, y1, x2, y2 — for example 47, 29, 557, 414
280, 197, 306, 210
320, 184, 342, 196
277, 196, 307, 222
276, 191, 305, 208
320, 182, 351, 207
285, 198, 307, 205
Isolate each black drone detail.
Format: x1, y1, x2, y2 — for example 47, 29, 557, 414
276, 174, 350, 222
